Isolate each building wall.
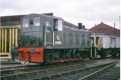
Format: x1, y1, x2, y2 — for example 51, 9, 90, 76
91, 33, 120, 49
101, 35, 120, 48
116, 37, 120, 48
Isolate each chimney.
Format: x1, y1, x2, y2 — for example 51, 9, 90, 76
82, 25, 85, 29
78, 23, 82, 29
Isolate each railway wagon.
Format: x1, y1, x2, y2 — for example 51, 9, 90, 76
90, 22, 120, 58
91, 33, 120, 58
0, 26, 19, 60
18, 14, 91, 63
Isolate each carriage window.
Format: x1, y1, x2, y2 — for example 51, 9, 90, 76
23, 19, 29, 27
46, 21, 51, 32
34, 17, 40, 26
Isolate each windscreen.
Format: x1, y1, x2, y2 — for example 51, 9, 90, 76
20, 31, 43, 47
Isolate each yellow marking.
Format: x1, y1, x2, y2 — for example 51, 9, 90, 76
15, 28, 18, 46
12, 29, 14, 46
4, 29, 7, 53
9, 29, 11, 52
0, 53, 11, 60
0, 25, 20, 29
2, 29, 4, 52
0, 28, 1, 52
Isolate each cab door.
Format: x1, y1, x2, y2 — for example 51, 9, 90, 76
44, 20, 53, 46
53, 19, 63, 47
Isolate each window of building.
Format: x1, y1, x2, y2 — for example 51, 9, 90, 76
34, 17, 40, 26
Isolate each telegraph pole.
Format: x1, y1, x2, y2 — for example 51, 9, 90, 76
119, 16, 120, 29
114, 23, 116, 48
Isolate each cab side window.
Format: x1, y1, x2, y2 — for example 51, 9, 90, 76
54, 19, 63, 31
58, 20, 63, 31
54, 19, 58, 31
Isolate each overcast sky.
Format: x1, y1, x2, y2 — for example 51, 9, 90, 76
0, 0, 120, 29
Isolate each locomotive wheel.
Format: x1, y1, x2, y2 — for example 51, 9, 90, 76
65, 53, 71, 59
53, 52, 60, 60
76, 53, 81, 58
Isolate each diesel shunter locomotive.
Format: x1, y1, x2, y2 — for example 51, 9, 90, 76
18, 14, 91, 63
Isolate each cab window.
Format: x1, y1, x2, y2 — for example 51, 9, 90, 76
34, 17, 40, 26
23, 19, 29, 27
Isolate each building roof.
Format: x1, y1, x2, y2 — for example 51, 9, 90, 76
0, 13, 54, 26
89, 22, 120, 36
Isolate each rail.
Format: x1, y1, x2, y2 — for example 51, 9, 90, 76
79, 61, 116, 80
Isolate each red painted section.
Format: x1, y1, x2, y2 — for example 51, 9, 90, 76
18, 48, 43, 63
19, 48, 82, 63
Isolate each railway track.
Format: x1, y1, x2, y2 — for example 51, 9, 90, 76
1, 60, 87, 80
81, 60, 120, 80
39, 61, 116, 80
1, 60, 115, 80
1, 59, 117, 80
1, 65, 41, 76
50, 60, 118, 80
1, 59, 94, 76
